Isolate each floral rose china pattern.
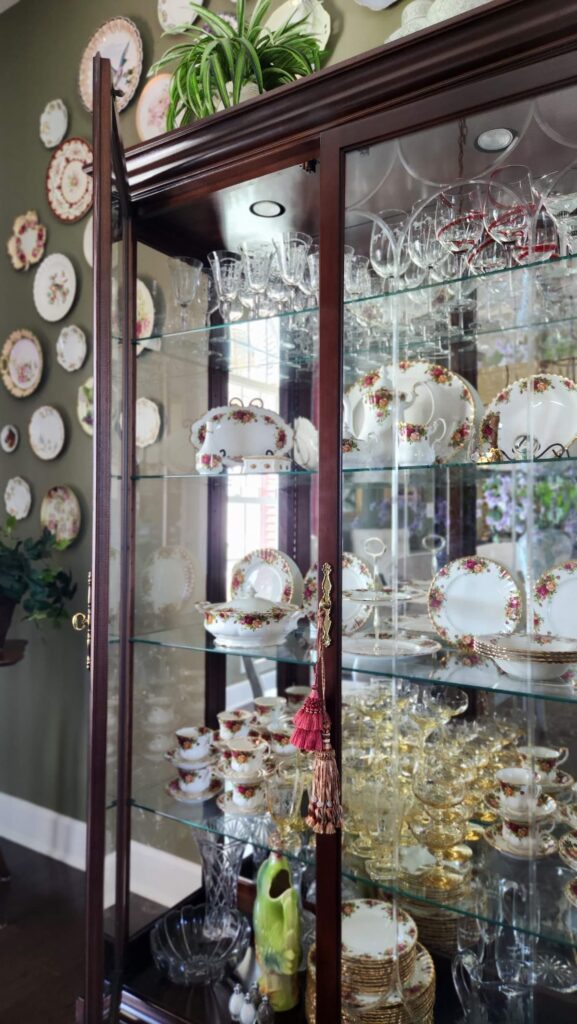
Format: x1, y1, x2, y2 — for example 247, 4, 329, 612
480, 374, 577, 459
78, 17, 143, 113
4, 477, 32, 521
533, 561, 577, 638
428, 555, 522, 648
136, 279, 155, 343
46, 138, 93, 223
303, 553, 374, 635
28, 406, 66, 461
0, 330, 43, 398
230, 548, 303, 604
6, 211, 47, 271
135, 74, 172, 141
167, 777, 222, 804
40, 486, 81, 546
39, 98, 68, 148
0, 425, 19, 453
56, 325, 88, 373
33, 254, 76, 322
341, 899, 417, 959
77, 377, 94, 436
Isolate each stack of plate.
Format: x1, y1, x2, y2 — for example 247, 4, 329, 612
306, 941, 436, 1024
400, 899, 461, 956
473, 632, 577, 682
341, 899, 418, 992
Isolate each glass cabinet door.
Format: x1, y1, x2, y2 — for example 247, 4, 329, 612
338, 81, 577, 1023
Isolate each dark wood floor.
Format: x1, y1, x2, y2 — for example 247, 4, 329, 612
0, 838, 84, 1024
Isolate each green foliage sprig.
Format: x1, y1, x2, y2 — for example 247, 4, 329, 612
0, 518, 76, 625
150, 0, 327, 126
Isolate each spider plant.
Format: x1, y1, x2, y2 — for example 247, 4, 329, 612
149, 0, 328, 126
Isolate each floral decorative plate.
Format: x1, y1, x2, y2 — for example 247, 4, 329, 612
166, 777, 222, 804
1, 330, 43, 398
141, 546, 196, 615
136, 279, 155, 351
534, 561, 577, 638
46, 138, 93, 223
79, 17, 143, 112
40, 486, 81, 546
7, 211, 47, 271
157, 0, 203, 32
136, 74, 172, 141
341, 899, 418, 960
33, 254, 76, 322
265, 0, 331, 44
480, 374, 577, 460
136, 397, 161, 448
39, 98, 68, 148
482, 823, 557, 859
0, 425, 19, 453
56, 325, 88, 373
230, 548, 303, 605
428, 556, 522, 648
29, 406, 65, 461
304, 553, 374, 635
77, 377, 94, 436
4, 477, 32, 520
83, 216, 93, 269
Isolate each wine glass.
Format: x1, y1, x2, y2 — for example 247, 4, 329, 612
483, 165, 536, 258
207, 250, 243, 320
168, 256, 202, 330
538, 162, 577, 255
240, 241, 273, 315
370, 209, 409, 286
273, 232, 312, 289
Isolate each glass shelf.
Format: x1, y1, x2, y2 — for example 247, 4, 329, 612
129, 624, 577, 704
130, 782, 577, 953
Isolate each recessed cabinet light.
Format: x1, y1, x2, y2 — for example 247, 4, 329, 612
475, 128, 517, 152
249, 200, 286, 218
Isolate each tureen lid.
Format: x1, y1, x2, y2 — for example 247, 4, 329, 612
198, 585, 299, 616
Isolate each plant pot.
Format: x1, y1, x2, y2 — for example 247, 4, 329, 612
0, 597, 16, 649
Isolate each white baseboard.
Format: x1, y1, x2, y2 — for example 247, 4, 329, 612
0, 792, 201, 908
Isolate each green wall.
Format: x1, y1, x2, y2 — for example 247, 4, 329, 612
0, 0, 410, 821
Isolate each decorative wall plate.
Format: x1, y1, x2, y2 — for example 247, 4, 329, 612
83, 216, 93, 268
304, 553, 374, 635
0, 425, 19, 453
46, 138, 93, 223
1, 329, 43, 397
231, 548, 303, 605
39, 98, 68, 148
264, 0, 331, 47
29, 406, 65, 461
157, 0, 203, 32
7, 211, 47, 271
428, 556, 522, 647
136, 397, 161, 448
79, 17, 143, 113
136, 279, 155, 345
4, 476, 31, 520
534, 561, 577, 638
40, 485, 81, 546
136, 74, 172, 141
56, 325, 87, 372
33, 254, 76, 322
480, 374, 577, 460
141, 546, 196, 615
77, 377, 94, 436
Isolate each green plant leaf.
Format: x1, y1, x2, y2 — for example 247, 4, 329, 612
232, 49, 247, 104
238, 37, 264, 92
237, 0, 246, 37
192, 7, 236, 38
248, 0, 272, 31
210, 49, 233, 108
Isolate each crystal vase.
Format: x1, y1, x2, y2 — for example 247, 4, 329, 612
195, 833, 245, 936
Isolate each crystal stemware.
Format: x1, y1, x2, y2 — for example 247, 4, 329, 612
207, 249, 243, 319
273, 231, 312, 289
168, 256, 202, 331
483, 165, 536, 258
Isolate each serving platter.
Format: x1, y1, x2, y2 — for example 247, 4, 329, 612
7, 211, 46, 271
33, 254, 76, 321
4, 476, 31, 520
29, 406, 65, 461
46, 138, 93, 223
40, 485, 81, 546
231, 548, 303, 605
79, 17, 143, 112
1, 329, 43, 398
39, 98, 68, 148
428, 556, 522, 647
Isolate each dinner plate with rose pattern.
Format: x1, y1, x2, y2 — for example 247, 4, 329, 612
428, 556, 522, 648
304, 553, 374, 635
534, 561, 577, 638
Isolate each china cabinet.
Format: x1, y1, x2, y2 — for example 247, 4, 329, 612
82, 2, 577, 1021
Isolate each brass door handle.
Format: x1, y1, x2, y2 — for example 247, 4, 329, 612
72, 571, 92, 669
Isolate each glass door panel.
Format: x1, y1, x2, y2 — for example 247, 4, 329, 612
341, 81, 577, 1023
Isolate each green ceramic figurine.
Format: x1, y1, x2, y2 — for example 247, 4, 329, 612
253, 851, 301, 1010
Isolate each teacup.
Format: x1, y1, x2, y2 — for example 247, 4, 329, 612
231, 779, 265, 811
217, 710, 251, 740
267, 726, 298, 757
497, 767, 541, 814
517, 745, 568, 780
501, 816, 555, 853
253, 696, 287, 725
285, 685, 311, 709
175, 725, 213, 761
176, 762, 212, 795
228, 736, 269, 774
398, 418, 446, 466
196, 452, 223, 476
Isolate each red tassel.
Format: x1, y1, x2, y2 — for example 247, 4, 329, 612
291, 686, 325, 747
306, 722, 343, 834
290, 727, 323, 752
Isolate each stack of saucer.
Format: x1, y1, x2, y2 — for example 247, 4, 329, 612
473, 632, 577, 682
400, 900, 461, 956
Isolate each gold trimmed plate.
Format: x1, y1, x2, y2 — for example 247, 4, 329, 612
1, 329, 43, 398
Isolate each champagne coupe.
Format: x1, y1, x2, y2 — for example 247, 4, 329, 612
168, 256, 203, 331
413, 763, 467, 890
